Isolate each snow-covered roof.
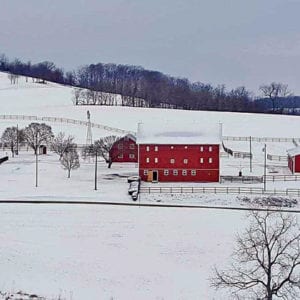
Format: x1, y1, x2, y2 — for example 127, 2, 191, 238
287, 147, 300, 157
136, 122, 221, 145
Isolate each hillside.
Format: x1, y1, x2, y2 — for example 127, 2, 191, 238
1, 72, 300, 143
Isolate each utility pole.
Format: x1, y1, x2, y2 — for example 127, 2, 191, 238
16, 124, 19, 155
35, 133, 38, 187
249, 136, 252, 172
264, 143, 267, 192
94, 149, 98, 190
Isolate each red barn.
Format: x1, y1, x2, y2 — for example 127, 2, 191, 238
109, 134, 138, 163
287, 147, 300, 173
137, 123, 221, 182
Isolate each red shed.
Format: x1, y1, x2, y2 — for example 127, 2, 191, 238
109, 134, 138, 163
287, 147, 300, 173
137, 122, 221, 182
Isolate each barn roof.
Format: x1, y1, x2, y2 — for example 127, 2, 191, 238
287, 147, 300, 157
136, 122, 221, 145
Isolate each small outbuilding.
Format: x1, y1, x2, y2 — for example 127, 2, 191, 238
39, 145, 47, 155
287, 147, 300, 173
109, 134, 138, 163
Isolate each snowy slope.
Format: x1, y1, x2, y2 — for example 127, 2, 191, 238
1, 72, 300, 142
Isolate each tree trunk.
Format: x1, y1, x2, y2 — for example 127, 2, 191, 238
108, 159, 112, 168
68, 169, 71, 178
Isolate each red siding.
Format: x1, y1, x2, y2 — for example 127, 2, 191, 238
139, 144, 220, 182
110, 136, 138, 163
288, 155, 300, 173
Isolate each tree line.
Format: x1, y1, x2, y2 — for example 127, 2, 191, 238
0, 53, 296, 113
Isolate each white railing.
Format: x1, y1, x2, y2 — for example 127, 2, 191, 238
0, 114, 134, 135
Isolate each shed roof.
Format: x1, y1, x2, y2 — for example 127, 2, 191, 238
136, 122, 221, 145
287, 147, 300, 157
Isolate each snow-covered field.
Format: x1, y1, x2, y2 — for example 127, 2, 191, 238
0, 204, 242, 300
1, 72, 300, 299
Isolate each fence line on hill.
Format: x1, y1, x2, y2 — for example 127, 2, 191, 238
223, 136, 300, 143
0, 114, 134, 135
140, 186, 300, 196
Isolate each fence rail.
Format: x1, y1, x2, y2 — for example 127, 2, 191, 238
223, 136, 300, 143
267, 154, 288, 161
0, 114, 134, 135
140, 186, 300, 196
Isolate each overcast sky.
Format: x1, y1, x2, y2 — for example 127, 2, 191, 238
1, 0, 300, 94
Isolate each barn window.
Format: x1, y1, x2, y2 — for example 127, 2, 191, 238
209, 158, 213, 163
170, 158, 175, 164
209, 146, 212, 152
118, 154, 123, 158
144, 170, 148, 175
182, 170, 187, 176
191, 170, 196, 176
129, 144, 135, 149
146, 157, 150, 163
164, 170, 169, 176
170, 146, 174, 149
200, 158, 204, 164
118, 143, 123, 149
155, 157, 158, 163
200, 146, 204, 152
184, 146, 188, 149
154, 146, 158, 152
129, 154, 135, 159
183, 159, 188, 164
173, 170, 178, 176
146, 146, 150, 152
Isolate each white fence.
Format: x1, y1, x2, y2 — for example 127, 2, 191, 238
223, 136, 300, 143
0, 114, 134, 135
140, 186, 300, 196
267, 154, 288, 161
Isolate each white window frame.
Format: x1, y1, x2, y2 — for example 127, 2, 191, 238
200, 158, 204, 164
200, 146, 204, 152
129, 144, 135, 149
146, 157, 150, 163
173, 169, 178, 176
155, 157, 158, 163
129, 154, 135, 159
191, 170, 196, 176
146, 146, 150, 152
182, 170, 187, 176
144, 170, 148, 175
184, 146, 188, 149
164, 170, 169, 176
183, 159, 188, 164
154, 146, 158, 152
209, 146, 212, 152
209, 157, 213, 163
170, 158, 175, 164
118, 153, 123, 159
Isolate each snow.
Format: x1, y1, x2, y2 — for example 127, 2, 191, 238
287, 146, 300, 156
1, 72, 300, 299
0, 204, 242, 299
136, 121, 221, 145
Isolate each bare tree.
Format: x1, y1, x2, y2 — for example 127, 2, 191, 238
51, 132, 75, 160
83, 136, 120, 168
1, 126, 24, 157
211, 211, 300, 299
60, 148, 80, 178
24, 123, 53, 154
259, 82, 292, 112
